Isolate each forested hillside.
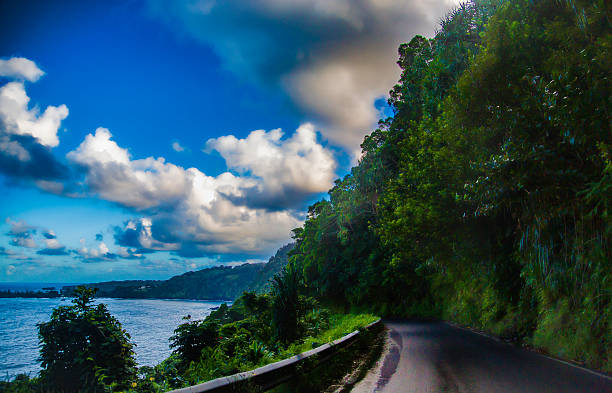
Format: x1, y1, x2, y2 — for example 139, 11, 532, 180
62, 244, 293, 300
249, 243, 295, 293
288, 0, 611, 371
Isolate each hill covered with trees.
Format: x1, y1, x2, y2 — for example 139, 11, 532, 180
62, 244, 294, 300
287, 0, 611, 371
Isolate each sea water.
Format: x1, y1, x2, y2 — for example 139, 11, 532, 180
0, 296, 226, 380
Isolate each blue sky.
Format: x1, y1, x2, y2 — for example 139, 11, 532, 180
0, 0, 456, 282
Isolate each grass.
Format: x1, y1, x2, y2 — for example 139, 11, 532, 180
285, 313, 379, 356
271, 317, 385, 393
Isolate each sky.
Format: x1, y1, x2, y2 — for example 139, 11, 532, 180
0, 0, 458, 283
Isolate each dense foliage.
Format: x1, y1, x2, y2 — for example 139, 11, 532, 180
289, 0, 611, 371
134, 284, 376, 391
37, 287, 137, 392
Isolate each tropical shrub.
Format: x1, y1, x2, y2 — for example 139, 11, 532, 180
37, 286, 137, 392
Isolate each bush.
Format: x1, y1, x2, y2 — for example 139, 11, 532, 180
271, 265, 304, 344
37, 286, 137, 392
170, 316, 220, 369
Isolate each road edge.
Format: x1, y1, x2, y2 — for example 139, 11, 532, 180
444, 321, 612, 382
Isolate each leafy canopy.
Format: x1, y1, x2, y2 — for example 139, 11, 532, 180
37, 286, 137, 392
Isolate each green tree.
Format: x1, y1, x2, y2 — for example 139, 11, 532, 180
271, 264, 305, 344
37, 286, 137, 392
170, 316, 220, 370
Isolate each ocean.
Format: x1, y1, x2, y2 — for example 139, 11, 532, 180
0, 292, 226, 380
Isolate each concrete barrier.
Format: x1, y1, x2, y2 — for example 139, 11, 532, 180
167, 319, 382, 393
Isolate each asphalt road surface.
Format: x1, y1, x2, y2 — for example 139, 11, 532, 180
351, 320, 612, 392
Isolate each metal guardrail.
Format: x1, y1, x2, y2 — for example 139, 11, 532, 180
168, 318, 382, 393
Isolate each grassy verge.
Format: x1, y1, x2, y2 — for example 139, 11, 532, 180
131, 305, 379, 392
282, 313, 379, 357
271, 320, 385, 393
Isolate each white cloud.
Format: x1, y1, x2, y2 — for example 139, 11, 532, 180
68, 127, 130, 165
35, 180, 66, 194
0, 58, 69, 182
148, 0, 459, 152
37, 236, 69, 255
284, 49, 396, 151
76, 239, 117, 262
43, 238, 63, 249
11, 236, 37, 248
69, 126, 322, 256
6, 218, 37, 248
116, 246, 143, 259
206, 123, 336, 207
172, 141, 185, 152
99, 241, 110, 255
0, 57, 45, 82
0, 80, 68, 148
68, 127, 191, 209
6, 218, 34, 236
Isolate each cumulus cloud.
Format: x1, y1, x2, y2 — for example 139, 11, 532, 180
0, 80, 68, 147
68, 127, 317, 257
172, 141, 185, 152
6, 218, 35, 236
4, 219, 71, 256
6, 218, 37, 248
114, 218, 179, 252
43, 230, 57, 239
0, 134, 70, 181
74, 239, 118, 262
115, 246, 145, 260
0, 57, 45, 82
37, 237, 69, 255
0, 57, 69, 181
206, 123, 336, 208
147, 0, 459, 152
10, 236, 37, 248
68, 127, 192, 209
5, 265, 16, 276
0, 247, 26, 261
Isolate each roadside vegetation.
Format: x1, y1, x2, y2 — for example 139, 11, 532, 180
1, 0, 610, 391
0, 281, 377, 393
288, 0, 611, 372
133, 261, 377, 391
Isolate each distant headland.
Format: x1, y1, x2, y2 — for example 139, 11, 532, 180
60, 243, 293, 300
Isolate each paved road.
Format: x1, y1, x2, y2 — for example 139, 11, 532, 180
352, 320, 612, 393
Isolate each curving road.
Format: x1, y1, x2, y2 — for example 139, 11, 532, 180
351, 320, 612, 393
